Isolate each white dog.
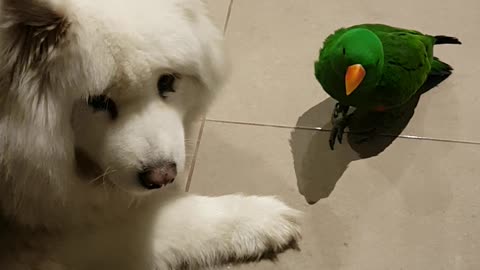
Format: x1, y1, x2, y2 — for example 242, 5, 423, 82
0, 0, 301, 269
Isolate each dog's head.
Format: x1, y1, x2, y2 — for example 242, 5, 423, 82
0, 0, 225, 223
69, 0, 226, 194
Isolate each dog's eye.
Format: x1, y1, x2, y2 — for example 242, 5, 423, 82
87, 95, 118, 120
157, 74, 177, 98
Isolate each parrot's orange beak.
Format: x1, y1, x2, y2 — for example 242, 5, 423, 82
345, 64, 366, 96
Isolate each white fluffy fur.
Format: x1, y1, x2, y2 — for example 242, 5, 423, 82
0, 0, 301, 269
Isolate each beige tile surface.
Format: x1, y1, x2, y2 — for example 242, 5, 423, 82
207, 0, 480, 142
190, 121, 480, 270
205, 0, 231, 30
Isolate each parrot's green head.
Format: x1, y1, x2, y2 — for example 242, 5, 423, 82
331, 28, 384, 96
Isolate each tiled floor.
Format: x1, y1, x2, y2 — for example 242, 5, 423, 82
183, 0, 480, 269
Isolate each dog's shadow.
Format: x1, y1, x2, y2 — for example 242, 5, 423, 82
290, 75, 450, 204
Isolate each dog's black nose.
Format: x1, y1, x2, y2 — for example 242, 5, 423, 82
138, 162, 177, 190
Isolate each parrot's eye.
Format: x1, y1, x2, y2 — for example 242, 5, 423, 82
342, 48, 346, 55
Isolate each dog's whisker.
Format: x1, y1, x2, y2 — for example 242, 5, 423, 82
89, 167, 116, 184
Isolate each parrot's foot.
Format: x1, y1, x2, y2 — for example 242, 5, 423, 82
329, 103, 351, 150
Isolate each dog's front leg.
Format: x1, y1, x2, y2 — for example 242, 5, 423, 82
151, 193, 301, 269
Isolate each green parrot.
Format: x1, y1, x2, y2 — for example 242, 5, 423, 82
314, 24, 461, 150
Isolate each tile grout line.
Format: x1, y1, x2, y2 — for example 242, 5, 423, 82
223, 0, 234, 34
208, 118, 310, 130
392, 135, 480, 146
185, 118, 206, 192
205, 118, 480, 146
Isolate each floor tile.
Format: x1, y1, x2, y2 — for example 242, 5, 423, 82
190, 121, 480, 269
207, 0, 480, 142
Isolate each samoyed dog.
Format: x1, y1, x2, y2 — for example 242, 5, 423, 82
0, 0, 301, 269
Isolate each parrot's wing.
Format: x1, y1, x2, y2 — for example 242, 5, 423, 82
376, 32, 432, 107
354, 24, 424, 35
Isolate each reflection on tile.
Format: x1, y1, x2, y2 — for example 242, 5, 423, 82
207, 0, 480, 142
190, 121, 480, 269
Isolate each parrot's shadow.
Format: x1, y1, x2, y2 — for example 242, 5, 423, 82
290, 74, 450, 204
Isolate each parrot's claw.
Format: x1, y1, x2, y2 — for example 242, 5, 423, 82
329, 128, 339, 150
329, 121, 348, 150
329, 103, 351, 150
337, 124, 345, 144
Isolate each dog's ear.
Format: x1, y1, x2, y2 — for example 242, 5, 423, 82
1, 0, 112, 102
1, 0, 72, 72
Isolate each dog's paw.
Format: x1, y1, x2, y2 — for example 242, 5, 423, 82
150, 194, 301, 270
226, 195, 302, 262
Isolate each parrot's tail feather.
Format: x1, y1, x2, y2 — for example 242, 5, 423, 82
430, 57, 453, 76
434, 35, 462, 45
